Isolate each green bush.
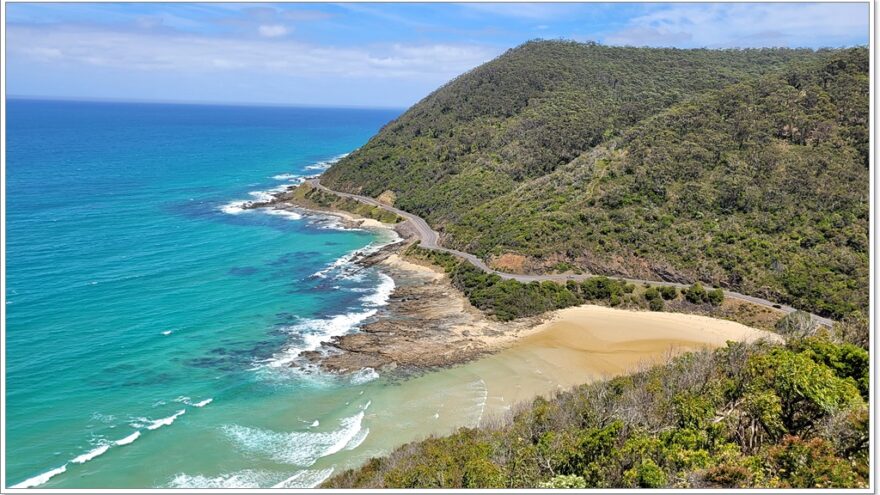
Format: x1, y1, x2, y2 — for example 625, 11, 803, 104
649, 298, 664, 311
660, 286, 678, 300
766, 436, 861, 488
684, 282, 708, 304
707, 288, 724, 306
538, 474, 587, 489
625, 459, 668, 488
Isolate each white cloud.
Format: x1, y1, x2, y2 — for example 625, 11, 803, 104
603, 3, 868, 48
6, 24, 499, 79
257, 24, 288, 38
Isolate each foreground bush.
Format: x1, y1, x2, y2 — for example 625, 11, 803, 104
324, 336, 868, 489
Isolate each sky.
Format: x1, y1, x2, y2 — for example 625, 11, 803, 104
5, 2, 870, 108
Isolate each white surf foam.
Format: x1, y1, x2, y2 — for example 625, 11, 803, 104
361, 273, 395, 307
343, 427, 369, 451
222, 410, 365, 467
168, 469, 275, 488
349, 367, 379, 385
247, 190, 275, 202
471, 379, 489, 427
311, 238, 397, 280
310, 249, 362, 279
264, 209, 302, 221
12, 464, 68, 488
174, 396, 211, 408
262, 309, 377, 369
146, 409, 186, 430
115, 431, 141, 446
70, 444, 110, 464
221, 181, 292, 216
272, 173, 300, 181
272, 467, 335, 488
220, 200, 249, 215
304, 153, 349, 171
162, 330, 173, 336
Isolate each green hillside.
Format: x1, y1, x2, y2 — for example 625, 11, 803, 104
323, 41, 868, 319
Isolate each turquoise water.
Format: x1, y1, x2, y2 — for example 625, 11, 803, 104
5, 99, 407, 488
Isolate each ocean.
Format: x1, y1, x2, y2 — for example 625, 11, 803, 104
5, 99, 416, 488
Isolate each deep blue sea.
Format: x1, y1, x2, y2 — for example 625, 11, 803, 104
5, 99, 408, 488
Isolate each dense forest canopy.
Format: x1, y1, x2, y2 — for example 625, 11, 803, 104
322, 40, 869, 319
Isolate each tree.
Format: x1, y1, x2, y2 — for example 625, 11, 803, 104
745, 348, 862, 432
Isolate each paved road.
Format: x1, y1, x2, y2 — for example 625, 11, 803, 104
308, 178, 834, 328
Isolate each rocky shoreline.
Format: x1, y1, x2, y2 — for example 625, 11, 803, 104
301, 247, 542, 376
248, 185, 543, 377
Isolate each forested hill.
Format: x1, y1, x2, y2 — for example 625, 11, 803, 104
322, 41, 869, 319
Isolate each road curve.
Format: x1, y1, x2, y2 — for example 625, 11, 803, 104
307, 178, 834, 328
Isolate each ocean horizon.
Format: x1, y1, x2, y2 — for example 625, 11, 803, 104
6, 98, 415, 488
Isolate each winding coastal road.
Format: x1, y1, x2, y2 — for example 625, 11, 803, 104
306, 178, 834, 328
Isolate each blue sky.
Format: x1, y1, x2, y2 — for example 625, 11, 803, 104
6, 2, 870, 108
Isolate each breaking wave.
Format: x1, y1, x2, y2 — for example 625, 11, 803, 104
11, 464, 68, 489
221, 407, 367, 467
260, 309, 377, 369
304, 153, 348, 171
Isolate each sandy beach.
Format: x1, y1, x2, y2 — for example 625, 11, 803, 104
477, 304, 780, 402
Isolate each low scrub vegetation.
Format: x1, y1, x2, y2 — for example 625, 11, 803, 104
407, 244, 724, 321
406, 244, 629, 321
290, 182, 402, 224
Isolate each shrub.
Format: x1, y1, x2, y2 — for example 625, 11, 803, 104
703, 464, 753, 488
660, 286, 678, 300
789, 336, 869, 399
684, 282, 708, 304
538, 474, 587, 489
625, 459, 668, 488
745, 348, 863, 432
649, 298, 664, 311
707, 288, 724, 306
765, 436, 862, 488
775, 311, 820, 338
